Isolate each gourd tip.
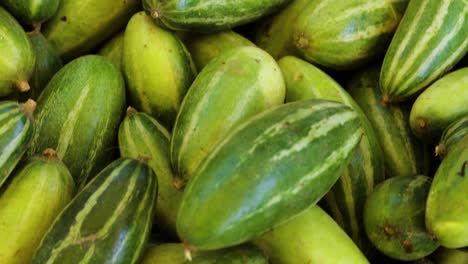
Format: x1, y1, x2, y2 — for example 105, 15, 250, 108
381, 96, 391, 105
16, 80, 30, 92
126, 106, 138, 115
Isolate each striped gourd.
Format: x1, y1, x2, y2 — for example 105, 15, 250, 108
380, 0, 468, 102
426, 135, 468, 248
118, 107, 182, 238
142, 0, 292, 33
98, 31, 124, 70
347, 66, 429, 178
141, 243, 268, 263
410, 68, 468, 143
252, 0, 310, 60
1, 0, 60, 25
0, 99, 35, 188
42, 0, 140, 61
0, 149, 75, 264
0, 7, 35, 96
182, 30, 255, 70
253, 206, 369, 264
171, 46, 285, 185
123, 11, 196, 129
32, 158, 157, 264
20, 31, 63, 101
436, 116, 468, 158
29, 55, 126, 189
278, 56, 384, 255
292, 0, 409, 70
177, 99, 363, 250
364, 175, 439, 261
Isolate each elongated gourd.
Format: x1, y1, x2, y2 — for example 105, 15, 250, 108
409, 68, 468, 143
347, 66, 429, 177
426, 135, 468, 248
278, 56, 384, 255
123, 11, 196, 129
32, 158, 158, 264
171, 46, 285, 185
29, 55, 126, 189
379, 0, 468, 102
41, 0, 141, 61
119, 108, 182, 238
177, 99, 363, 250
0, 99, 36, 188
253, 206, 369, 264
0, 149, 75, 264
364, 175, 439, 261
292, 0, 409, 70
0, 7, 35, 96
142, 0, 292, 33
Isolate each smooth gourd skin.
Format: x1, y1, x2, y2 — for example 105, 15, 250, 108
292, 0, 409, 70
409, 68, 468, 144
32, 158, 158, 264
29, 55, 126, 189
426, 135, 468, 248
142, 0, 292, 33
0, 7, 36, 96
123, 11, 196, 129
41, 0, 141, 61
1, 0, 61, 25
0, 151, 75, 264
253, 206, 370, 264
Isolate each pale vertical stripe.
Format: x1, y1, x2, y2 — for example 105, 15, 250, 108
270, 111, 358, 161
148, 116, 171, 140
46, 161, 136, 263
398, 13, 468, 95
392, 109, 418, 174
384, 0, 431, 89
391, 0, 451, 89
222, 129, 363, 232
0, 117, 27, 168
56, 84, 92, 159
0, 107, 19, 122
0, 113, 21, 136
80, 244, 96, 264
325, 191, 345, 229
121, 120, 138, 157
340, 169, 359, 241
